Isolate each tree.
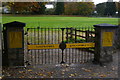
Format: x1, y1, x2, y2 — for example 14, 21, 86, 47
8, 2, 46, 14
64, 2, 94, 16
96, 3, 106, 16
55, 2, 64, 15
77, 2, 95, 16
104, 2, 117, 16
31, 2, 46, 14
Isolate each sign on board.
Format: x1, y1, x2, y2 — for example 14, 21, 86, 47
28, 44, 59, 49
28, 43, 95, 50
9, 32, 22, 48
102, 32, 113, 47
66, 43, 95, 48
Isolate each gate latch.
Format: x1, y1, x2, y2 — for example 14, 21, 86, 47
59, 42, 66, 50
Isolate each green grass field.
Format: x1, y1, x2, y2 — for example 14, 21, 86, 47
2, 15, 118, 28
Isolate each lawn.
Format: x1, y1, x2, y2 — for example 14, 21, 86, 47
2, 15, 118, 28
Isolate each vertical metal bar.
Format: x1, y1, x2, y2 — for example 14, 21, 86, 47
45, 28, 46, 64
71, 28, 74, 63
60, 28, 65, 64
41, 28, 43, 64
85, 27, 87, 62
48, 28, 50, 64
30, 29, 33, 65
58, 28, 60, 63
75, 28, 77, 43
52, 28, 54, 63
83, 27, 85, 63
34, 28, 36, 65
69, 29, 71, 63
26, 28, 29, 64
54, 29, 57, 63
66, 28, 69, 43
38, 27, 40, 64
76, 28, 79, 63
65, 28, 68, 63
81, 27, 84, 63
88, 27, 90, 62
78, 27, 80, 63
75, 28, 77, 63
91, 27, 93, 60
61, 28, 64, 42
64, 28, 67, 63
49, 28, 51, 64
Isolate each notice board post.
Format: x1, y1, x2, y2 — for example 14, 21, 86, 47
3, 21, 25, 66
93, 23, 118, 64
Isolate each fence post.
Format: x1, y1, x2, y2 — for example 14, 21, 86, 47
70, 27, 73, 40
2, 21, 26, 67
93, 23, 118, 65
85, 30, 89, 42
75, 28, 77, 43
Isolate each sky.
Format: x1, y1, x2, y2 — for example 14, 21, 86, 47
93, 0, 119, 4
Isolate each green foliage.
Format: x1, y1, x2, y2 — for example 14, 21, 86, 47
96, 3, 106, 16
64, 38, 86, 43
7, 2, 46, 14
104, 2, 117, 16
32, 2, 46, 14
64, 2, 95, 16
45, 9, 55, 15
96, 2, 117, 16
55, 2, 64, 15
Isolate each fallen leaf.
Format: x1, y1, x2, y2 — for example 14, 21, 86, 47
99, 74, 107, 77
112, 67, 115, 71
106, 72, 111, 74
39, 73, 44, 76
50, 76, 53, 78
70, 74, 75, 77
47, 72, 53, 77
19, 76, 25, 78
82, 68, 91, 72
61, 72, 65, 74
69, 76, 72, 78
91, 73, 98, 76
84, 69, 91, 72
62, 69, 65, 72
19, 71, 24, 73
0, 76, 2, 79
28, 69, 32, 72
74, 73, 77, 76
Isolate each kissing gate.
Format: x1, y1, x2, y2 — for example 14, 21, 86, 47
2, 21, 118, 66
26, 27, 95, 65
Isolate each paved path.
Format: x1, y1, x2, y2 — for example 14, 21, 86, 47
2, 51, 118, 79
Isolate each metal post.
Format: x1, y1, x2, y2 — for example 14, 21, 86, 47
59, 28, 66, 64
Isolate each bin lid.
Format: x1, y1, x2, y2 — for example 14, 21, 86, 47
94, 23, 118, 28
3, 21, 26, 27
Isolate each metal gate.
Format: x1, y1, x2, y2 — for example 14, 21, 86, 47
25, 27, 95, 65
